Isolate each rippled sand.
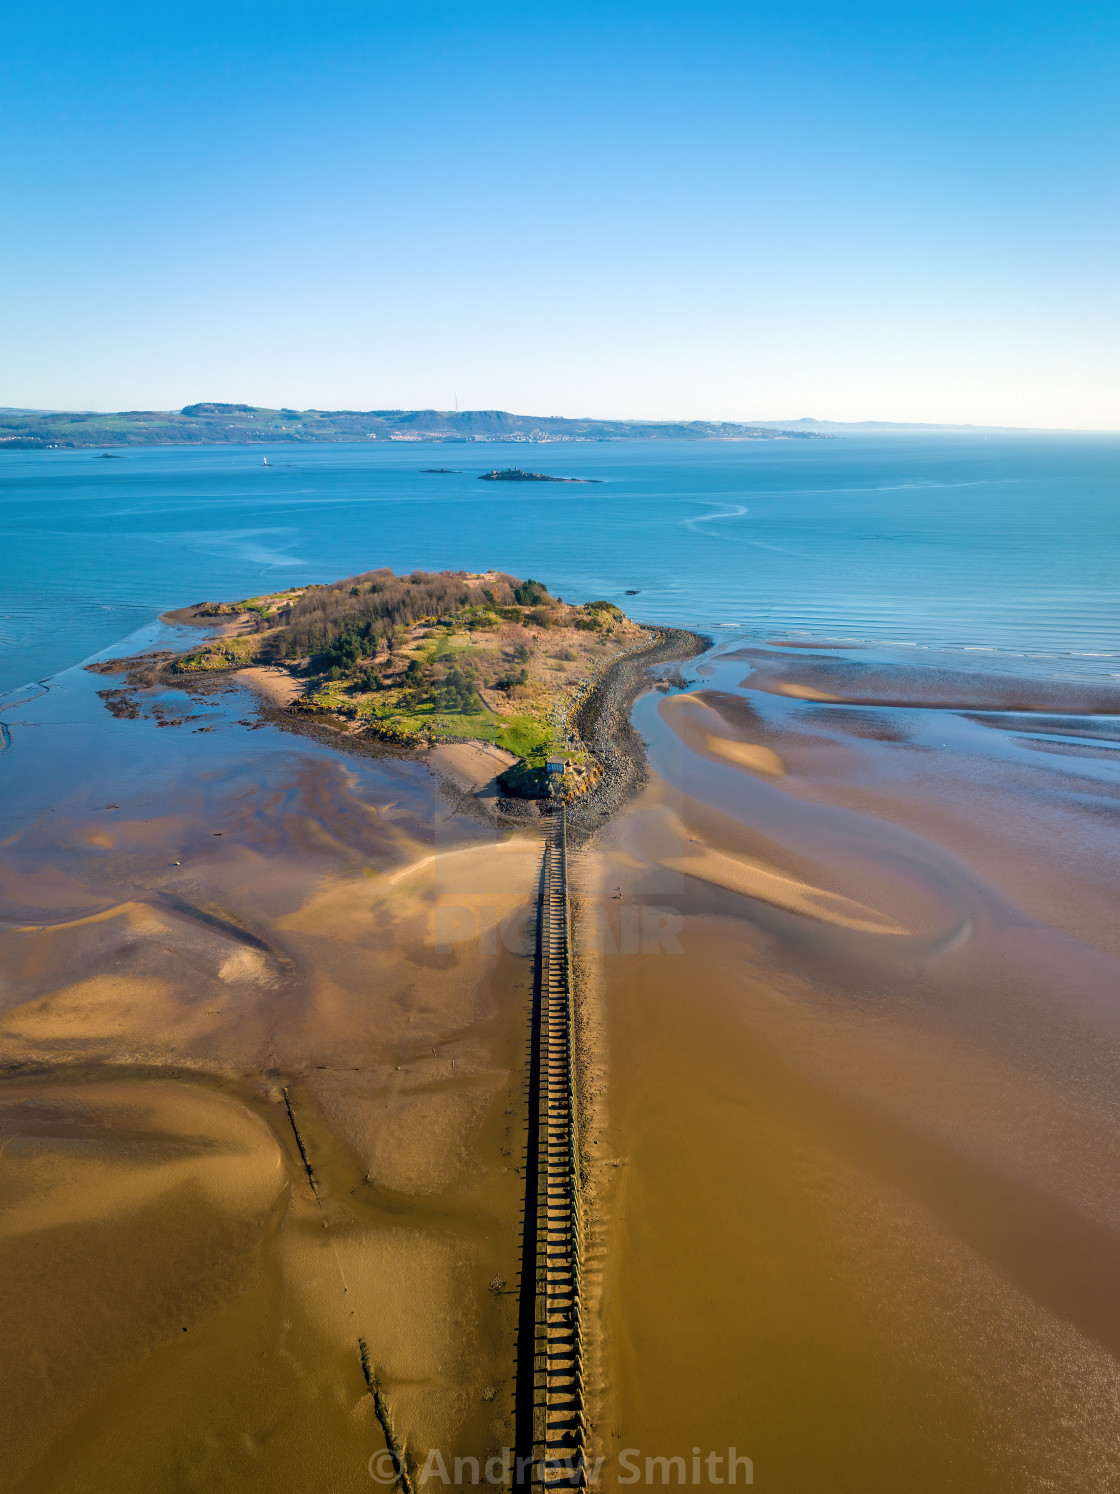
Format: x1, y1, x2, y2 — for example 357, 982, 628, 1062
0, 753, 539, 1491
576, 659, 1120, 1492
6, 640, 1120, 1492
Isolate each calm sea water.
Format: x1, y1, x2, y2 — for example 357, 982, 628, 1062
1, 433, 1118, 695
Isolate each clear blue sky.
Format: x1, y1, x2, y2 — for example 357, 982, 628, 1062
2, 1, 1116, 426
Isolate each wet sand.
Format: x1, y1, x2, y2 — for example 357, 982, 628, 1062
576, 650, 1120, 1491
231, 664, 306, 706
6, 632, 1120, 1491
0, 705, 542, 1491
728, 647, 1120, 713
428, 742, 519, 797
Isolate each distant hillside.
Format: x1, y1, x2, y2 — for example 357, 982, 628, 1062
0, 404, 830, 450
757, 417, 1051, 433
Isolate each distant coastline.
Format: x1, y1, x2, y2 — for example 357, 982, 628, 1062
0, 402, 836, 451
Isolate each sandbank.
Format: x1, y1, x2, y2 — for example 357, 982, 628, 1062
427, 741, 518, 796
230, 664, 305, 706
579, 660, 1120, 1490
659, 692, 786, 775
0, 751, 540, 1488
729, 647, 1120, 713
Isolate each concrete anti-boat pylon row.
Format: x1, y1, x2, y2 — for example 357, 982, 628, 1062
531, 809, 587, 1487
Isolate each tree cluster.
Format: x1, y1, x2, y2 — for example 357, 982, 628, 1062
266, 569, 554, 663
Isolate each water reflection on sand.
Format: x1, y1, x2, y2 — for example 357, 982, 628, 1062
581, 647, 1120, 1492
5, 639, 1120, 1490
0, 666, 538, 1491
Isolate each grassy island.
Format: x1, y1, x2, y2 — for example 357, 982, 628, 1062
167, 568, 659, 801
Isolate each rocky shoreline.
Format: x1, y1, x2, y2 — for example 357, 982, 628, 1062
561, 627, 709, 840
256, 625, 710, 836
481, 626, 708, 836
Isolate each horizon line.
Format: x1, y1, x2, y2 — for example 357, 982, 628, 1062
1, 403, 1116, 436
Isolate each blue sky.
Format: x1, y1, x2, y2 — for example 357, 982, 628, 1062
2, 1, 1117, 426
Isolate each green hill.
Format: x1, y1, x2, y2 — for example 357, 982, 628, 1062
0, 403, 829, 450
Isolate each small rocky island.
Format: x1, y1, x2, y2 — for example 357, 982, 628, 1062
478, 468, 600, 483
90, 569, 704, 828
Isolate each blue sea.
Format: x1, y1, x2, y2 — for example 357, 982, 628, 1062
1, 433, 1118, 696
